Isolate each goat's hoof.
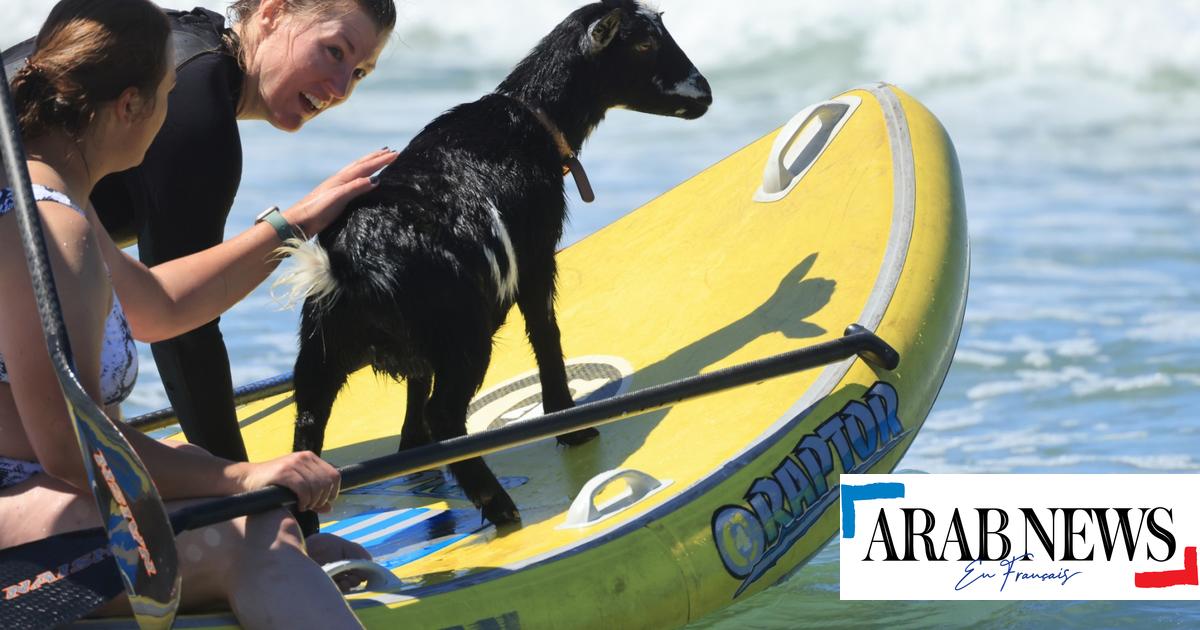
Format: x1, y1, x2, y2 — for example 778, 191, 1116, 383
556, 427, 599, 447
482, 493, 521, 527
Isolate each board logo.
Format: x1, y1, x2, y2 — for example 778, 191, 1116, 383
465, 356, 633, 434
711, 382, 906, 597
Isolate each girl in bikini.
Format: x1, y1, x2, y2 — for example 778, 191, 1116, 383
0, 0, 396, 626
4, 0, 397, 465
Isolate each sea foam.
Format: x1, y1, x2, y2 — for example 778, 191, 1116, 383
3, 0, 1199, 95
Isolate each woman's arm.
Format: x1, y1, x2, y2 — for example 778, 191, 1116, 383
116, 424, 341, 509
0, 201, 243, 497
95, 149, 396, 343
0, 201, 343, 510
0, 202, 107, 487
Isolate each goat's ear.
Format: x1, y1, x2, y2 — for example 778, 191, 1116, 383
585, 8, 623, 56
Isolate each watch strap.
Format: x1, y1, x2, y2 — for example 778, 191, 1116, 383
256, 206, 303, 242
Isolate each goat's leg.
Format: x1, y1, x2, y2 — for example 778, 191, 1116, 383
292, 346, 352, 456
517, 262, 598, 446
427, 348, 520, 526
398, 374, 433, 451
290, 312, 361, 536
292, 311, 361, 456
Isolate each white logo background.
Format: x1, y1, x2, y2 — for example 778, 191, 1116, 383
841, 474, 1200, 600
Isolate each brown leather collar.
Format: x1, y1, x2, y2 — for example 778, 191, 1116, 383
507, 96, 595, 203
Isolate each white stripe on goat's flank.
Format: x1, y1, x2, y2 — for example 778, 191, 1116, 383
484, 247, 504, 298
487, 203, 519, 300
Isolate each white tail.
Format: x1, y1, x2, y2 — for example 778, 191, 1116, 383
272, 238, 342, 311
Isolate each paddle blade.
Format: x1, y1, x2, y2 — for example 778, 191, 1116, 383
0, 527, 123, 629
71, 403, 180, 629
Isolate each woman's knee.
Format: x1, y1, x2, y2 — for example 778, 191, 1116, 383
173, 508, 307, 600
176, 520, 242, 593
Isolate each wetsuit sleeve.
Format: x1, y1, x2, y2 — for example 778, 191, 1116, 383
92, 52, 249, 462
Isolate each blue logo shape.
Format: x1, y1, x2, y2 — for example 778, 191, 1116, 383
708, 382, 907, 597
841, 482, 905, 538
712, 505, 768, 579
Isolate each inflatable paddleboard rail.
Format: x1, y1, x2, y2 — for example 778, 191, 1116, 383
164, 325, 899, 533
127, 372, 294, 433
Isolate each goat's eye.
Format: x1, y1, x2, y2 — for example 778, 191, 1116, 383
353, 68, 367, 81
634, 40, 657, 53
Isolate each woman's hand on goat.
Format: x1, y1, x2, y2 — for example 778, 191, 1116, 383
230, 451, 343, 513
285, 148, 398, 237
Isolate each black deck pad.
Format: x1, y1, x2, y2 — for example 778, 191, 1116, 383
0, 527, 123, 629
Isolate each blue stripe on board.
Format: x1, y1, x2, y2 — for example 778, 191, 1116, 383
325, 507, 427, 541
375, 532, 473, 569
323, 508, 492, 570
357, 509, 490, 569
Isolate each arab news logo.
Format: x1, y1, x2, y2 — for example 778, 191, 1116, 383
840, 477, 1200, 599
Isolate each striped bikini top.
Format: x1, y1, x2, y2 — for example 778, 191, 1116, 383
0, 185, 138, 406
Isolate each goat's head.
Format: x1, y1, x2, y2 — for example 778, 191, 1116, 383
582, 0, 712, 120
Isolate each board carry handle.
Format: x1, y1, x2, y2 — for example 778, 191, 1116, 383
322, 559, 403, 591
754, 94, 863, 203
559, 468, 673, 529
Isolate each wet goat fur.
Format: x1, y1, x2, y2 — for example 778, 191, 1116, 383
289, 0, 712, 526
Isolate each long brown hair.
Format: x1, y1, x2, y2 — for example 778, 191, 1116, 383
9, 0, 170, 141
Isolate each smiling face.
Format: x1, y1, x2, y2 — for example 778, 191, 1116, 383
241, 0, 389, 131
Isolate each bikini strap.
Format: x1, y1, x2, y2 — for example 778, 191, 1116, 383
30, 184, 86, 215
0, 185, 87, 218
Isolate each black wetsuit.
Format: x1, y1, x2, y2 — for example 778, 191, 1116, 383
4, 8, 250, 462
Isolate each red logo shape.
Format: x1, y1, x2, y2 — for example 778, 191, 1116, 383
1134, 546, 1198, 588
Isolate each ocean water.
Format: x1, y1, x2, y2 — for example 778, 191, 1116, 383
4, 1, 1200, 627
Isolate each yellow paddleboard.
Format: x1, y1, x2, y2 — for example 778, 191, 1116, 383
88, 82, 967, 629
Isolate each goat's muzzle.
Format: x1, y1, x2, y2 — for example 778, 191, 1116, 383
679, 75, 714, 119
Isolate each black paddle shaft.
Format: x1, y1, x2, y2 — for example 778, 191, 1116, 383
170, 324, 898, 533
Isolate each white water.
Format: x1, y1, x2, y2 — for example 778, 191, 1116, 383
7, 1, 1200, 86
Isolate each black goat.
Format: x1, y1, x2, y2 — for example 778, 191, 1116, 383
281, 0, 712, 526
